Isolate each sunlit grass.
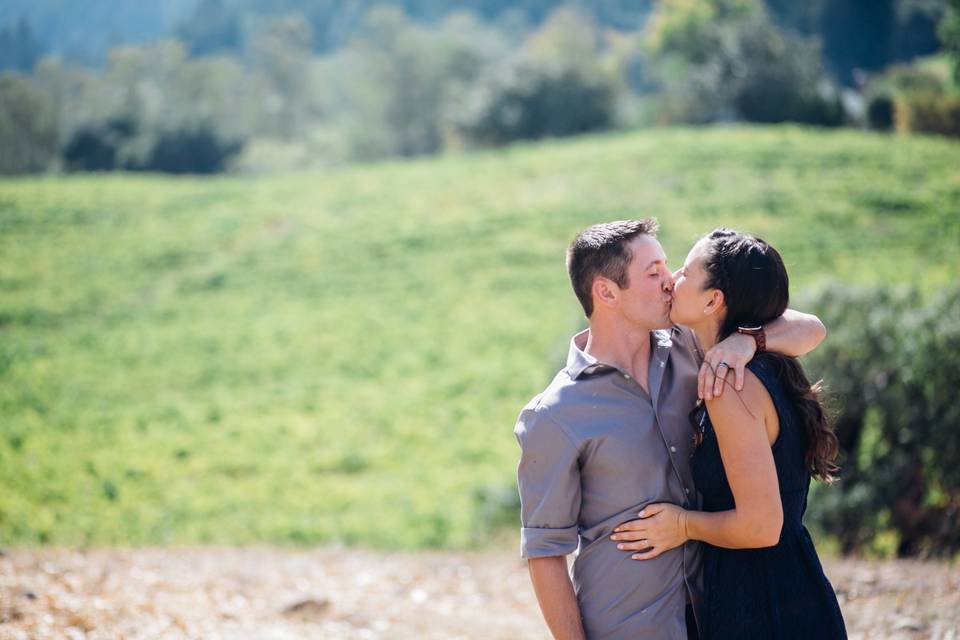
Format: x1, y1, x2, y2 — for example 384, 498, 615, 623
1, 124, 957, 548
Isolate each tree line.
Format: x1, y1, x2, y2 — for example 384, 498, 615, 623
1, 0, 959, 175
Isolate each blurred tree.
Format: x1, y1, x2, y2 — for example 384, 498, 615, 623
454, 54, 617, 145
940, 0, 960, 82
172, 55, 260, 144
295, 0, 375, 53
176, 0, 244, 57
39, 40, 257, 173
0, 72, 57, 173
331, 6, 507, 158
762, 0, 818, 33
645, 0, 763, 65
0, 17, 43, 72
643, 1, 843, 125
31, 57, 116, 153
353, 7, 447, 155
450, 4, 622, 145
819, 0, 897, 85
732, 18, 844, 125
525, 5, 603, 70
248, 15, 317, 139
893, 0, 948, 62
763, 0, 947, 85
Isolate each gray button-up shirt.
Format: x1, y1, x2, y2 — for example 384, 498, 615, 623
515, 326, 704, 639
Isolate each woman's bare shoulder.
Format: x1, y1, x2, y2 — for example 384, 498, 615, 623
705, 368, 774, 428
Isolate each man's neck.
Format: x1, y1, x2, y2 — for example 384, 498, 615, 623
583, 318, 656, 383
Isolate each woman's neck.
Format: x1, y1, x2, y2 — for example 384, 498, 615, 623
690, 317, 722, 353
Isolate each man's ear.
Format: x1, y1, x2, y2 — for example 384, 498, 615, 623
592, 277, 618, 311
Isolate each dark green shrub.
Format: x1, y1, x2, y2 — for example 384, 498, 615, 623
867, 93, 895, 130
62, 117, 136, 172
136, 126, 243, 174
877, 63, 946, 94
894, 92, 960, 137
63, 118, 242, 174
803, 282, 960, 557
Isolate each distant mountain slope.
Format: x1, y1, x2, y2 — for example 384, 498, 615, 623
2, 0, 651, 64
1, 0, 198, 64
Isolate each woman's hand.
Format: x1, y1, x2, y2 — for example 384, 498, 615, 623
610, 503, 690, 560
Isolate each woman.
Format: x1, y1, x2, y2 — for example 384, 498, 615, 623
611, 229, 847, 639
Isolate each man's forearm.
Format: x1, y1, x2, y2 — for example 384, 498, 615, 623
527, 556, 585, 640
764, 308, 827, 357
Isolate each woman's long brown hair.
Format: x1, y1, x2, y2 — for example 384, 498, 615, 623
690, 229, 839, 483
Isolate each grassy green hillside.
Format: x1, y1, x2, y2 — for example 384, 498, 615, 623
1, 125, 958, 548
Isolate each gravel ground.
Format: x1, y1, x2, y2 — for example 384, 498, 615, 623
0, 547, 957, 639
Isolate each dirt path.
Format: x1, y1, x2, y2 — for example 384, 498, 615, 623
1, 547, 957, 639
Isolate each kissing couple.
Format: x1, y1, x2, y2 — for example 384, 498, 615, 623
515, 219, 847, 639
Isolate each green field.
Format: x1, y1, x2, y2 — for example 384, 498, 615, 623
1, 125, 958, 549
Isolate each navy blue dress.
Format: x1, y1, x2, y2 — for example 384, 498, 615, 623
690, 355, 847, 639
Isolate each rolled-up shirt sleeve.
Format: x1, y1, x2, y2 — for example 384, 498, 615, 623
514, 409, 581, 559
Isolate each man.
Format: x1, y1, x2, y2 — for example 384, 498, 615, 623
515, 219, 826, 639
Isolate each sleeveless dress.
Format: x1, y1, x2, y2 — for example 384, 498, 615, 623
690, 354, 847, 639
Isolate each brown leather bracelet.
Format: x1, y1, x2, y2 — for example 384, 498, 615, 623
737, 325, 766, 352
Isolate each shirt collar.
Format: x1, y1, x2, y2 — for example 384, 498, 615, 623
565, 327, 676, 380
565, 329, 605, 380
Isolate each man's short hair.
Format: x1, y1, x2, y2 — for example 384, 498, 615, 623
566, 218, 660, 317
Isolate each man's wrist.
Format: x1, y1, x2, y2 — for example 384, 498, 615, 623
736, 324, 766, 352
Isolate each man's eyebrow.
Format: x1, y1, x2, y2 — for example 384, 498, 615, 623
644, 258, 667, 270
